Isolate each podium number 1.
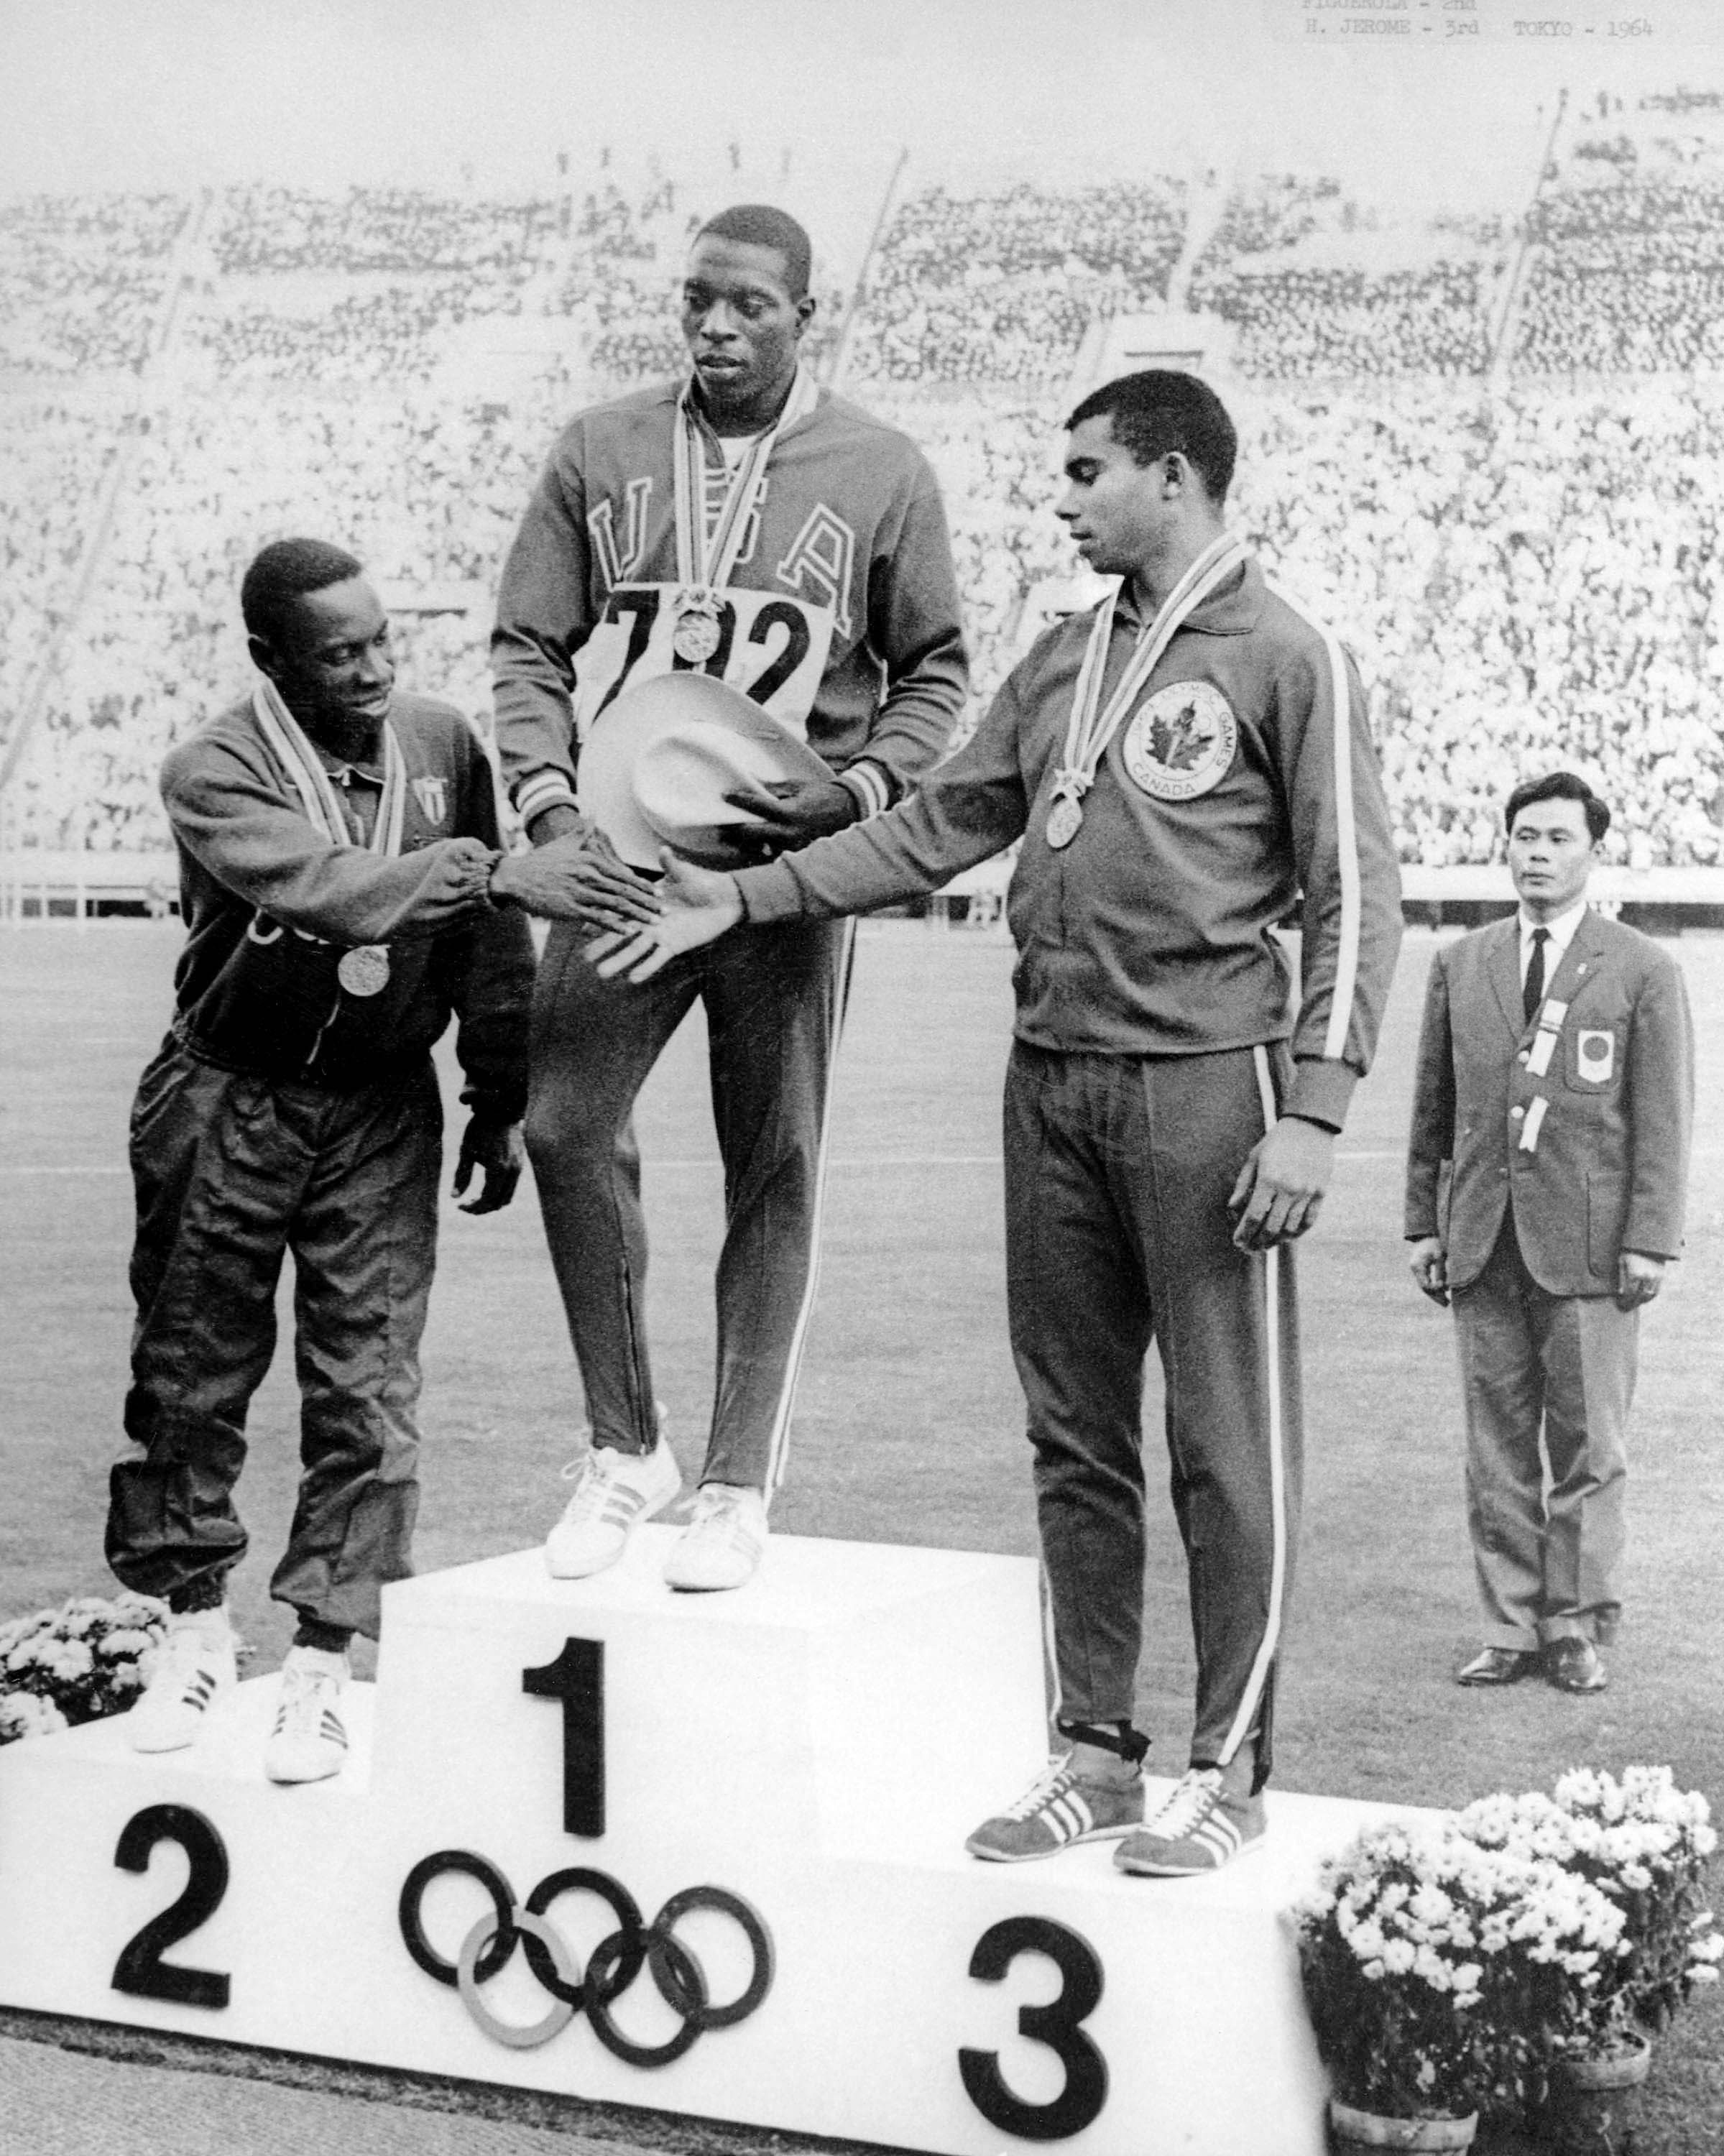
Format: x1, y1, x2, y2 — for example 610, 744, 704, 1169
522, 1637, 606, 1838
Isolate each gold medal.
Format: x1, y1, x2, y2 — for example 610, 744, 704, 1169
1046, 795, 1083, 850
673, 596, 723, 665
337, 944, 391, 997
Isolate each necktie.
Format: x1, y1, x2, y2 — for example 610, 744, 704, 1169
1523, 927, 1549, 1027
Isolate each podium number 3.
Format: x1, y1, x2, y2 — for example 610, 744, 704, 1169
959, 1915, 1107, 2139
112, 1804, 231, 2009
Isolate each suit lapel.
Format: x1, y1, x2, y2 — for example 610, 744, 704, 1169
1542, 908, 1608, 1017
1486, 916, 1526, 1042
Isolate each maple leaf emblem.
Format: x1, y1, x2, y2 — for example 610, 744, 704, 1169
1149, 697, 1212, 772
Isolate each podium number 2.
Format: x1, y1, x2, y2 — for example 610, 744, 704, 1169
523, 1638, 606, 1838
959, 1916, 1107, 2140
112, 1804, 231, 2009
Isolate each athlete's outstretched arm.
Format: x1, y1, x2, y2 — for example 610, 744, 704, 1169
589, 854, 744, 982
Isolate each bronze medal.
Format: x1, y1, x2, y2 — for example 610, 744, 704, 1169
337, 944, 391, 997
1046, 795, 1083, 850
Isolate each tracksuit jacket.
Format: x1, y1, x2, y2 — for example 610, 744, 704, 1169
490, 377, 969, 826
737, 556, 1402, 1125
160, 690, 533, 1116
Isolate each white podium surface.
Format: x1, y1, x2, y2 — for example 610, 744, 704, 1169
0, 1532, 1438, 2153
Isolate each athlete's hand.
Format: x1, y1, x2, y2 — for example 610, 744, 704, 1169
1615, 1250, 1666, 1311
1229, 1115, 1334, 1252
1407, 1234, 1450, 1307
722, 776, 861, 851
454, 1115, 525, 1215
489, 819, 660, 932
589, 853, 745, 983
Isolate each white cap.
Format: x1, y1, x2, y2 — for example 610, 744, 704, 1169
578, 671, 832, 868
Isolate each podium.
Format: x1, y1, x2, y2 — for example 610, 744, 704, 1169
0, 1533, 1435, 2152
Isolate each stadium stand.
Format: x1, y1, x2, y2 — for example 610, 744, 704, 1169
2, 129, 1722, 901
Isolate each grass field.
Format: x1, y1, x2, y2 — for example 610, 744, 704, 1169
1, 917, 1720, 2151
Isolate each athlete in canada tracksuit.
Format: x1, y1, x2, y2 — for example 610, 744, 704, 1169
604, 371, 1403, 1871
491, 206, 967, 1593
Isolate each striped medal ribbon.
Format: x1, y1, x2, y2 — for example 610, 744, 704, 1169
251, 678, 406, 996
671, 363, 819, 661
1044, 530, 1249, 850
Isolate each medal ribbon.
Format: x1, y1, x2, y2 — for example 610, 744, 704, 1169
673, 362, 819, 593
1050, 531, 1250, 809
252, 678, 406, 859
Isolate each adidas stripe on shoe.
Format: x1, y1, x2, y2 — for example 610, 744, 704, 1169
663, 1483, 768, 1593
1113, 1766, 1266, 1877
263, 1644, 351, 1786
966, 1754, 1145, 1863
126, 1617, 237, 1754
545, 1433, 681, 1580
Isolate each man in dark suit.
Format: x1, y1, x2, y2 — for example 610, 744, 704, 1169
1405, 772, 1692, 1694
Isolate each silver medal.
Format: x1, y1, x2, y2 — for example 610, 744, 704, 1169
1046, 795, 1083, 850
337, 944, 391, 997
673, 600, 722, 665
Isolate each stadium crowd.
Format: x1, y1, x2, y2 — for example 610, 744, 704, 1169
211, 186, 563, 277
1189, 262, 1494, 382
0, 195, 185, 376
1516, 180, 1724, 375
1183, 175, 1495, 382
4, 158, 1724, 872
847, 182, 1186, 386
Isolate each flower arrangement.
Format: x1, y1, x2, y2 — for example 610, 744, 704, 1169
1292, 1817, 1628, 2122
0, 1593, 171, 1739
0, 1691, 70, 1744
1458, 1766, 1722, 2046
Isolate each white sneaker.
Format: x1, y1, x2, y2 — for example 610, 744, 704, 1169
663, 1484, 768, 1593
545, 1434, 682, 1579
263, 1645, 350, 1785
127, 1613, 236, 1754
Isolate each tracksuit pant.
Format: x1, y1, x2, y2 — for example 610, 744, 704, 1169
108, 1038, 441, 1639
1452, 1219, 1636, 1650
525, 914, 854, 1496
1003, 1041, 1301, 1790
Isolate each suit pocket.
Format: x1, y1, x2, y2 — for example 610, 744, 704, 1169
1586, 1171, 1626, 1282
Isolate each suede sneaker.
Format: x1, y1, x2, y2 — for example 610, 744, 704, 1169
966, 1754, 1145, 1863
663, 1484, 768, 1592
263, 1645, 351, 1785
545, 1433, 681, 1579
1114, 1766, 1266, 1877
127, 1613, 236, 1754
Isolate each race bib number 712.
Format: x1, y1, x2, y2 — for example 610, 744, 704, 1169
571, 583, 835, 742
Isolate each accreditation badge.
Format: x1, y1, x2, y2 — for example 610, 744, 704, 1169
1576, 1029, 1615, 1083
1123, 681, 1238, 802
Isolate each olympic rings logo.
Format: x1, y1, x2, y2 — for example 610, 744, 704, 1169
397, 1850, 773, 2068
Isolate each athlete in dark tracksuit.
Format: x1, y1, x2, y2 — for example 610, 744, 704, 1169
111, 687, 534, 1639
729, 553, 1402, 1790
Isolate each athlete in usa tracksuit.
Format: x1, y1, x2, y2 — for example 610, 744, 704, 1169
492, 376, 967, 1496
728, 554, 1402, 1787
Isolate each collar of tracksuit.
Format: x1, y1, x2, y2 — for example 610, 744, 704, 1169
1112, 553, 1263, 642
